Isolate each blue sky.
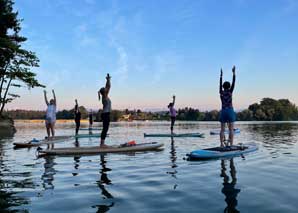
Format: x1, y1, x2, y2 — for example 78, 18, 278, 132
8, 0, 298, 111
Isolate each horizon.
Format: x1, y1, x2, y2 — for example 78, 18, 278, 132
6, 0, 298, 111
5, 96, 297, 113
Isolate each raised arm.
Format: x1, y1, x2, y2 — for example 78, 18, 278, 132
219, 68, 223, 94
230, 66, 236, 92
75, 99, 78, 111
105, 73, 111, 96
172, 95, 176, 106
52, 89, 56, 105
44, 90, 49, 105
98, 91, 101, 101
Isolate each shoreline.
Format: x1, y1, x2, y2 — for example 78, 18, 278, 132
12, 119, 298, 123
13, 119, 94, 123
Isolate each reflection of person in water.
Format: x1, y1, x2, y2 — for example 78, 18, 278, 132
166, 137, 178, 189
94, 154, 114, 213
41, 156, 56, 190
220, 159, 240, 213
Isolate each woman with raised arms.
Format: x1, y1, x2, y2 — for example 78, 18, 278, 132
98, 74, 111, 148
44, 89, 57, 139
219, 66, 236, 147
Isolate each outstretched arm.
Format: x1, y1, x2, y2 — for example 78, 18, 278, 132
230, 66, 236, 92
105, 73, 111, 96
172, 95, 176, 106
219, 69, 223, 94
44, 90, 49, 105
52, 89, 56, 105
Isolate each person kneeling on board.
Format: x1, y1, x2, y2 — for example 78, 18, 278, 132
98, 73, 111, 148
168, 95, 177, 134
44, 89, 57, 140
74, 99, 81, 135
219, 66, 236, 147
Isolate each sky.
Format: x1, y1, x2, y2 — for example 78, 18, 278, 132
7, 0, 298, 111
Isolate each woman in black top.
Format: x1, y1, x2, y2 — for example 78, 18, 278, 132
89, 110, 93, 128
74, 99, 81, 135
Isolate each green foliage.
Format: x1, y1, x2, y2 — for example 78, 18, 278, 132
0, 0, 44, 117
56, 106, 88, 119
246, 98, 298, 121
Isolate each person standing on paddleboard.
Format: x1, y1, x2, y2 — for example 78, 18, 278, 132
98, 73, 111, 148
88, 109, 93, 128
74, 99, 81, 135
219, 66, 236, 147
44, 90, 57, 139
168, 95, 177, 134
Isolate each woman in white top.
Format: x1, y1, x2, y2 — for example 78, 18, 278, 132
44, 90, 57, 139
98, 74, 111, 148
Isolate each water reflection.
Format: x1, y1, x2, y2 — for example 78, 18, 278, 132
248, 123, 298, 156
93, 154, 114, 213
0, 141, 30, 212
72, 138, 81, 176
220, 159, 240, 213
248, 123, 298, 145
166, 137, 178, 190
41, 156, 56, 190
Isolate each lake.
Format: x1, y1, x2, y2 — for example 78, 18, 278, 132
1, 121, 298, 213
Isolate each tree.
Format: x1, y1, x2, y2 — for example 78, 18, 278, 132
246, 98, 298, 121
0, 0, 44, 118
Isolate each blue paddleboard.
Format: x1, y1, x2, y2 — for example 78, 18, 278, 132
210, 128, 240, 135
187, 143, 257, 160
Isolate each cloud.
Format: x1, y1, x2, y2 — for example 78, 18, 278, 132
151, 52, 180, 84
74, 23, 99, 47
113, 44, 128, 83
41, 69, 71, 89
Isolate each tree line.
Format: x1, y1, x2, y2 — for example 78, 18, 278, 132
4, 98, 298, 121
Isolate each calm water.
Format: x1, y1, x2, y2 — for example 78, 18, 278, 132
1, 121, 298, 213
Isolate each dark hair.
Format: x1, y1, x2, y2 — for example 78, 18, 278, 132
168, 103, 173, 108
98, 87, 105, 101
100, 87, 105, 95
223, 81, 231, 90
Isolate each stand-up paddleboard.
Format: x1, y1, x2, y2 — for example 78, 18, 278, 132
38, 142, 164, 156
144, 133, 204, 138
13, 133, 105, 148
210, 128, 240, 135
80, 128, 101, 131
187, 143, 257, 160
75, 133, 102, 138
13, 136, 73, 148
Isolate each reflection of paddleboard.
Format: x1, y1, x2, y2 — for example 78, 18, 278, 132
210, 128, 240, 135
80, 128, 101, 131
38, 142, 164, 156
187, 143, 257, 160
144, 133, 204, 138
13, 136, 73, 148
